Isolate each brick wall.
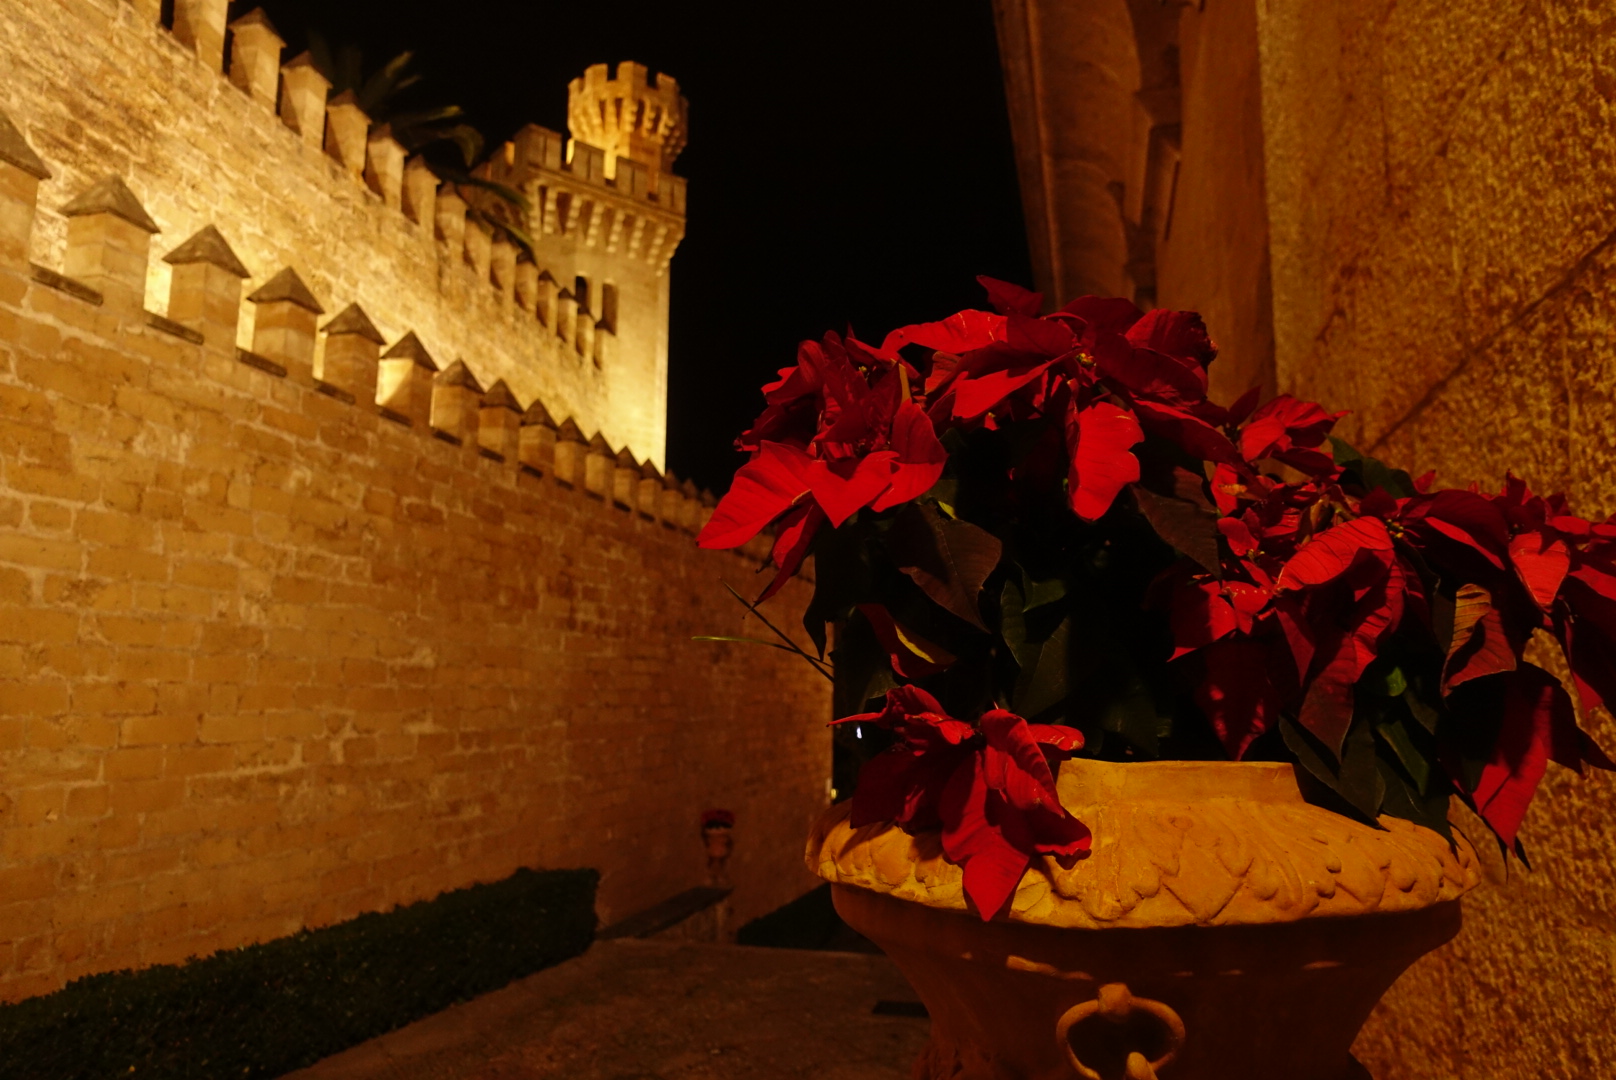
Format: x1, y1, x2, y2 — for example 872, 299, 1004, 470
0, 0, 682, 469
0, 117, 830, 1001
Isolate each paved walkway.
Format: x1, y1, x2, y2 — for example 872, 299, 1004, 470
285, 940, 930, 1080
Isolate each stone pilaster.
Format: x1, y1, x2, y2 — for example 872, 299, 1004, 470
478, 379, 521, 461
324, 91, 368, 178
61, 176, 159, 312
377, 331, 436, 425
553, 418, 588, 487
279, 53, 330, 150
247, 267, 323, 382
365, 125, 405, 209
162, 225, 248, 347
464, 218, 492, 282
556, 288, 576, 343
575, 304, 596, 359
637, 461, 663, 519
514, 260, 538, 314
519, 398, 557, 474
430, 359, 482, 445
434, 186, 466, 256
490, 235, 516, 302
227, 8, 284, 107
402, 157, 436, 227
612, 447, 639, 510
317, 302, 384, 404
172, 0, 229, 72
585, 433, 614, 498
0, 110, 50, 271
535, 270, 558, 330
662, 471, 689, 530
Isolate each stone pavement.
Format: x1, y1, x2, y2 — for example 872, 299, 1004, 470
284, 940, 930, 1080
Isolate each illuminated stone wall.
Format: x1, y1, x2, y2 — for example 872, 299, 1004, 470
0, 11, 829, 1001
996, 0, 1616, 1073
1256, 3, 1616, 1075
0, 0, 684, 469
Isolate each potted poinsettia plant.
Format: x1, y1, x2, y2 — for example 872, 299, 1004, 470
697, 278, 1612, 1080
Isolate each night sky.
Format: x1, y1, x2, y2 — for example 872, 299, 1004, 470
245, 0, 1032, 492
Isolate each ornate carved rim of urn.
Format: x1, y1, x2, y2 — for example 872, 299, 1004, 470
807, 757, 1481, 1080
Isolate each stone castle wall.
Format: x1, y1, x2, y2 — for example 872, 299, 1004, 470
0, 0, 683, 470
0, 15, 829, 1003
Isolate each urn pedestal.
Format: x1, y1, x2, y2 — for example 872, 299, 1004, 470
808, 759, 1479, 1080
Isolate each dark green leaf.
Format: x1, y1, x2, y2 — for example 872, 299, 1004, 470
999, 579, 1035, 671
1374, 717, 1430, 794
1023, 574, 1066, 611
885, 502, 1002, 631
831, 610, 898, 718
1376, 758, 1452, 841
1014, 616, 1070, 718
1282, 714, 1384, 821
1130, 468, 1221, 576
803, 522, 873, 657
1403, 690, 1441, 734
1329, 436, 1416, 498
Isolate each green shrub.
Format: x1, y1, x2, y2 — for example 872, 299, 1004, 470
0, 867, 598, 1079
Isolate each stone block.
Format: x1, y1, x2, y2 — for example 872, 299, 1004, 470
518, 398, 557, 474
584, 432, 614, 498
556, 288, 576, 344
636, 460, 662, 519
0, 110, 47, 270
464, 218, 492, 282
61, 176, 159, 313
611, 447, 639, 511
514, 260, 538, 314
489, 236, 516, 302
324, 91, 368, 178
163, 225, 249, 348
477, 379, 521, 461
227, 9, 284, 108
279, 53, 329, 149
247, 267, 324, 384
377, 331, 436, 424
171, 0, 229, 73
430, 359, 482, 444
552, 417, 588, 486
434, 186, 466, 256
316, 303, 384, 404
402, 157, 436, 227
365, 125, 405, 209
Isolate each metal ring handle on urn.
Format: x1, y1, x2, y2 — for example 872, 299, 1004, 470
1056, 982, 1185, 1080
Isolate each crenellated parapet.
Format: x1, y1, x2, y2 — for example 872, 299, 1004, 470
0, 113, 726, 546
568, 61, 689, 180
0, 0, 684, 470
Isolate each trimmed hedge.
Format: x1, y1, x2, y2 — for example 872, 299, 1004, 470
0, 867, 598, 1080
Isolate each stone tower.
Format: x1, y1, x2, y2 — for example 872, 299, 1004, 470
567, 61, 689, 189
469, 59, 688, 468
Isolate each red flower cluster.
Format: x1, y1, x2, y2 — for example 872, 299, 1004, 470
699, 276, 1614, 907
698, 278, 1220, 597
837, 686, 1088, 919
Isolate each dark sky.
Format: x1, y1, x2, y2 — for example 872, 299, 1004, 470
244, 0, 1032, 492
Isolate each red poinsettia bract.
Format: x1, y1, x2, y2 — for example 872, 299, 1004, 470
837, 687, 1088, 920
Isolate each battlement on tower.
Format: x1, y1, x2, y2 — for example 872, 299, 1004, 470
566, 61, 690, 184
0, 0, 684, 468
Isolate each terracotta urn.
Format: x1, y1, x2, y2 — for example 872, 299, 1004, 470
807, 758, 1480, 1080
